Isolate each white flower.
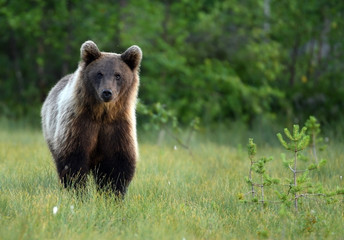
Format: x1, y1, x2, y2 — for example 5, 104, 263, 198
168, 181, 171, 185
174, 145, 177, 150
53, 206, 58, 215
70, 205, 74, 213
340, 176, 343, 180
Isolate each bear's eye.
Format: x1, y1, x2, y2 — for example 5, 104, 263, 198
115, 74, 121, 81
96, 72, 103, 80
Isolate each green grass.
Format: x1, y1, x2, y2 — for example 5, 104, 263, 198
0, 127, 343, 240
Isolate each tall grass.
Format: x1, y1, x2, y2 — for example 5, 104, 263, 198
0, 125, 343, 239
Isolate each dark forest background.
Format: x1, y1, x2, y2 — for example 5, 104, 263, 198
1, 0, 344, 128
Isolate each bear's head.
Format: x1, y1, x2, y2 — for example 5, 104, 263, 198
79, 41, 142, 104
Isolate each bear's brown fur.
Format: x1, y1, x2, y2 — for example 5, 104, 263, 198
41, 41, 142, 196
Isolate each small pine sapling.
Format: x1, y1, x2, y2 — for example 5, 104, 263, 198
305, 116, 327, 167
243, 138, 279, 205
277, 125, 326, 211
241, 118, 344, 211
252, 156, 276, 205
247, 138, 257, 198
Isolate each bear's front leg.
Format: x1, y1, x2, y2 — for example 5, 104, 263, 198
56, 151, 90, 189
93, 152, 136, 196
53, 118, 98, 189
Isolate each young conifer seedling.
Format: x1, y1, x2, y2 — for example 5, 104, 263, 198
242, 117, 344, 211
247, 138, 257, 199
244, 138, 279, 205
305, 116, 320, 164
277, 125, 326, 211
305, 116, 327, 168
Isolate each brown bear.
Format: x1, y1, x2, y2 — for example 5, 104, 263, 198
41, 40, 142, 196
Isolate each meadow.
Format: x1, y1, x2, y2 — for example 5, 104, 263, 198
0, 124, 343, 240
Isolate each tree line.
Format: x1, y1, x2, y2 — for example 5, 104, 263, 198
1, 0, 344, 126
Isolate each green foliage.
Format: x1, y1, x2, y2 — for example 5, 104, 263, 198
248, 138, 257, 159
244, 138, 278, 204
305, 116, 320, 139
1, 1, 344, 126
304, 116, 327, 164
276, 124, 325, 210
243, 117, 342, 211
137, 101, 199, 153
277, 125, 310, 151
252, 157, 271, 175
137, 101, 178, 131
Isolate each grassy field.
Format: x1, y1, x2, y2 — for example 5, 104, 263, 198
0, 125, 343, 240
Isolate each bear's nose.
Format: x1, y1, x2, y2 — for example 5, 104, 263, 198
101, 89, 113, 102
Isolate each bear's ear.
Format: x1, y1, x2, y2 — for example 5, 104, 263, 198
80, 40, 101, 65
121, 45, 142, 71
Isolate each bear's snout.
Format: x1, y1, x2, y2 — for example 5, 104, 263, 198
101, 89, 113, 102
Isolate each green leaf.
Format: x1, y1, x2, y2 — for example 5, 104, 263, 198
305, 116, 321, 137
318, 159, 327, 168
284, 128, 294, 141
298, 154, 309, 162
297, 170, 310, 184
277, 133, 289, 149
307, 164, 317, 170
272, 178, 280, 184
275, 190, 288, 201
244, 176, 252, 184
293, 125, 300, 140
300, 126, 308, 138
282, 158, 293, 169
